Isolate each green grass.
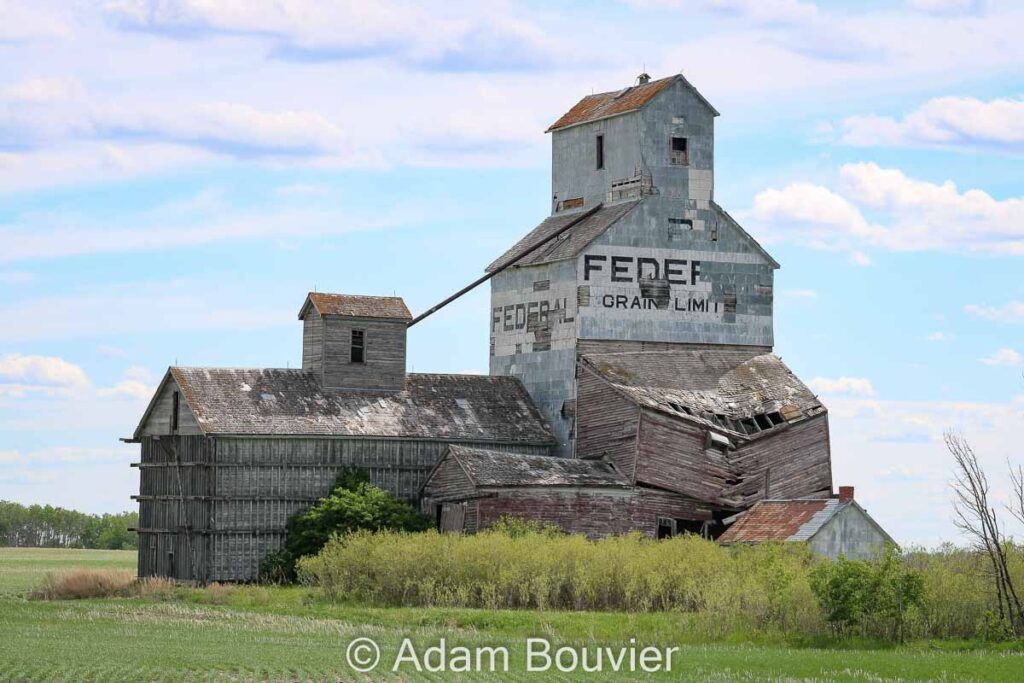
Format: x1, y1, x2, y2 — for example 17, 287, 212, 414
0, 548, 1022, 682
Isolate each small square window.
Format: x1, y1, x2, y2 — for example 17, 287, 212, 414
350, 329, 365, 364
670, 137, 688, 165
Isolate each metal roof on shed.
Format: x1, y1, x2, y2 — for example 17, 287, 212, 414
135, 368, 555, 443
446, 445, 629, 487
718, 499, 838, 543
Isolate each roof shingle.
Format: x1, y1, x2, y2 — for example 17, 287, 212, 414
300, 293, 412, 320
547, 76, 678, 132
142, 368, 555, 443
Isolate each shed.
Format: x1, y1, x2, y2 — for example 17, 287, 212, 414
717, 487, 895, 559
420, 445, 715, 538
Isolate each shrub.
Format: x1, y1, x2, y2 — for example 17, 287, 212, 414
262, 467, 431, 583
31, 569, 136, 600
809, 546, 923, 641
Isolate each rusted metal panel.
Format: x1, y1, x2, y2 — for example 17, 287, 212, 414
546, 75, 685, 132
299, 292, 412, 321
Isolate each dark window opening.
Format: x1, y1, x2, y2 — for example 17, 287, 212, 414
350, 329, 365, 364
754, 414, 773, 431
676, 519, 707, 537
171, 391, 180, 432
657, 517, 675, 539
596, 134, 604, 169
767, 411, 785, 426
670, 136, 689, 165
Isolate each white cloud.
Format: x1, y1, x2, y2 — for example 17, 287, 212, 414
0, 1, 72, 42
840, 96, 1024, 152
927, 331, 953, 342
965, 301, 1024, 322
809, 376, 876, 397
0, 77, 84, 103
745, 162, 1024, 256
97, 379, 153, 400
629, 0, 818, 25
100, 0, 570, 71
0, 353, 89, 390
981, 348, 1023, 366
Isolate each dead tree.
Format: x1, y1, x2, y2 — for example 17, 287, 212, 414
945, 430, 1023, 634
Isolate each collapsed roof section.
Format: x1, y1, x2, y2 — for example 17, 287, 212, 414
442, 445, 630, 488
580, 348, 826, 441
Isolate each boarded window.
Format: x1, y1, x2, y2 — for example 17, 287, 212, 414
670, 137, 688, 165
667, 217, 693, 240
533, 279, 550, 292
171, 391, 180, 432
350, 329, 365, 364
595, 134, 604, 169
724, 285, 737, 314
559, 197, 584, 211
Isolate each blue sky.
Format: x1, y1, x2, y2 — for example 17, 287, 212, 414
1, 0, 1022, 546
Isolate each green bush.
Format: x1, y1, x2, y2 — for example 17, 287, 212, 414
809, 546, 923, 641
260, 467, 431, 583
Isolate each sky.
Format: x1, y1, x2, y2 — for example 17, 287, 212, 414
1, 0, 1022, 547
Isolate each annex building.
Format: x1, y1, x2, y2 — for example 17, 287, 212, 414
130, 74, 891, 582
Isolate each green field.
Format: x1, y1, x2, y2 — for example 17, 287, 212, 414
0, 548, 1021, 682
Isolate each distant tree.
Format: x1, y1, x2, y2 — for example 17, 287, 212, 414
0, 501, 137, 550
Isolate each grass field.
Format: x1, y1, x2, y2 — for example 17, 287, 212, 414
1, 548, 1022, 682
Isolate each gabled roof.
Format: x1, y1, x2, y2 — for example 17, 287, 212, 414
133, 368, 555, 444
546, 74, 719, 132
718, 498, 897, 546
486, 201, 639, 272
445, 445, 629, 488
580, 349, 825, 439
298, 292, 411, 321
718, 499, 836, 543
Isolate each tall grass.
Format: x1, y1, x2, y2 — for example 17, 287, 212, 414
298, 529, 1024, 642
299, 529, 825, 637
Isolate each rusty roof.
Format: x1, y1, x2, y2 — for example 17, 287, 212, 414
486, 200, 639, 272
547, 76, 677, 132
718, 499, 837, 543
136, 367, 555, 443
581, 349, 825, 438
546, 74, 718, 132
446, 445, 629, 488
299, 292, 412, 321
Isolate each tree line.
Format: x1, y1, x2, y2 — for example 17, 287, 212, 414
0, 501, 137, 550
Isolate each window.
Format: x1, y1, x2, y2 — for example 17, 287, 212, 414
171, 391, 180, 432
350, 329, 365, 363
670, 136, 688, 165
595, 134, 604, 169
559, 197, 584, 211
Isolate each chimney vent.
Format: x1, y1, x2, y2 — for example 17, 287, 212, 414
838, 486, 854, 503
637, 72, 651, 85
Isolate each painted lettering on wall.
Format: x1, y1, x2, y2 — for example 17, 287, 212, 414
492, 298, 575, 333
583, 254, 702, 286
599, 295, 719, 312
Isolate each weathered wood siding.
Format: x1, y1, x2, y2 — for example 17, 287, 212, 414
301, 308, 324, 376
137, 376, 202, 437
578, 340, 771, 355
574, 364, 639, 478
472, 486, 713, 539
323, 316, 406, 391
136, 435, 549, 582
634, 409, 733, 503
728, 415, 833, 505
420, 455, 477, 517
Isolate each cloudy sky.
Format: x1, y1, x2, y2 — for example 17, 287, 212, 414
1, 0, 1022, 546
